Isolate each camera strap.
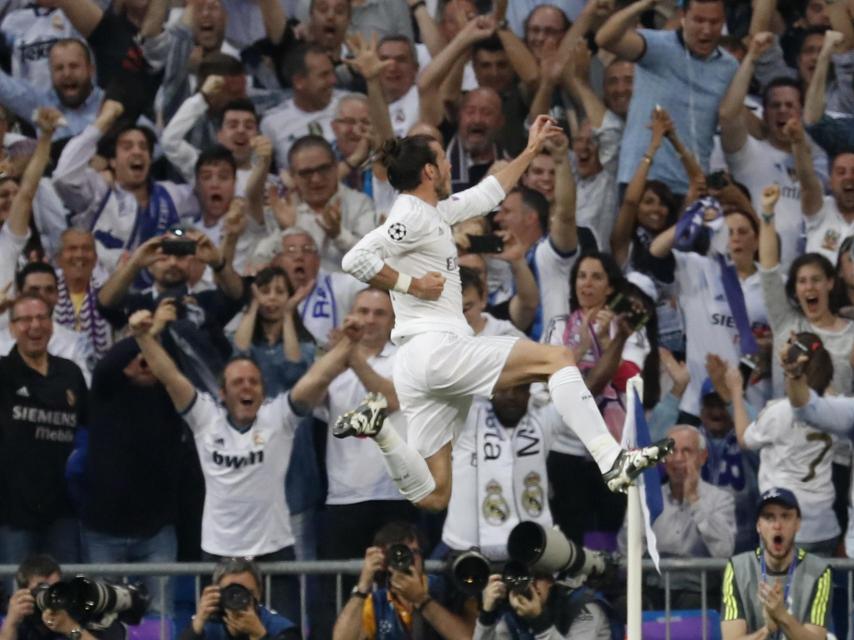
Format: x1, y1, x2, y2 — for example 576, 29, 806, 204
716, 254, 759, 357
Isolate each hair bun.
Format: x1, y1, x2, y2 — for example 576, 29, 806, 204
381, 138, 402, 157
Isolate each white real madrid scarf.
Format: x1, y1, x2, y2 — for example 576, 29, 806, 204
475, 405, 552, 559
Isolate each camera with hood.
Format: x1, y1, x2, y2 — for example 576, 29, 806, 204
451, 522, 610, 597
32, 577, 149, 630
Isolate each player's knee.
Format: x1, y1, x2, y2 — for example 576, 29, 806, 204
545, 345, 576, 371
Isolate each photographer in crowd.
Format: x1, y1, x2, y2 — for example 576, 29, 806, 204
182, 557, 298, 640
1, 554, 64, 640
475, 572, 614, 640
332, 521, 472, 640
0, 554, 126, 640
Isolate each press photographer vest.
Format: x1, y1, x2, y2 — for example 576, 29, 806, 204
722, 548, 831, 632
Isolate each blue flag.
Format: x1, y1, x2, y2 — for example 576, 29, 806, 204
621, 377, 665, 572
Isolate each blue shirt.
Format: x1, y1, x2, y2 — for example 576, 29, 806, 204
617, 29, 738, 194
0, 70, 104, 139
201, 605, 297, 639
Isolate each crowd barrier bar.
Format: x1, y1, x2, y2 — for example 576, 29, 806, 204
2, 559, 853, 640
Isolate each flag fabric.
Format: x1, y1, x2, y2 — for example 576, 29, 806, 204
621, 377, 665, 573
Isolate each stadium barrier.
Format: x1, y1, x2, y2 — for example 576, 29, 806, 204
2, 558, 852, 640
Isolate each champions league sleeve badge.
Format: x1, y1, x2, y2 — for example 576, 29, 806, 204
388, 222, 407, 241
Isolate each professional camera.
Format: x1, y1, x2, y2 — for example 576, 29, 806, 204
501, 561, 533, 596
387, 544, 415, 573
450, 549, 491, 597
450, 551, 535, 598
507, 522, 607, 581
209, 583, 255, 619
32, 577, 149, 628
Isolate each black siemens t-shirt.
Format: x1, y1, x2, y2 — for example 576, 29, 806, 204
0, 348, 88, 528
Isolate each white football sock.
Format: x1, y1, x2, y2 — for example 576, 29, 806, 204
548, 366, 622, 474
373, 424, 436, 504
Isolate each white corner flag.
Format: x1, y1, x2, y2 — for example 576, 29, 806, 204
622, 376, 665, 573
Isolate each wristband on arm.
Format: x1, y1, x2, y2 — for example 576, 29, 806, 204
393, 272, 412, 294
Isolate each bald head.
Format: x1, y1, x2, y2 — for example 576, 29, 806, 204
458, 88, 504, 155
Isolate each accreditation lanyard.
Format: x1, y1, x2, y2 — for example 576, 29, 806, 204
760, 553, 798, 639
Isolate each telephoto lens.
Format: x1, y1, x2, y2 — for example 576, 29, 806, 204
220, 584, 254, 612
450, 550, 491, 596
32, 577, 149, 626
387, 544, 415, 573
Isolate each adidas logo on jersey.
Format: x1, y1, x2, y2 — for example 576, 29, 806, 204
16, 386, 29, 397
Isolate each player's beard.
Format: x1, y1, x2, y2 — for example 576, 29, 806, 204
434, 174, 451, 201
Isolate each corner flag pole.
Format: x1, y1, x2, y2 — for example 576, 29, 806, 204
626, 376, 644, 639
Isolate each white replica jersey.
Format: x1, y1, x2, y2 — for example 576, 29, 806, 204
1, 7, 79, 88
348, 176, 506, 343
260, 90, 345, 169
325, 343, 406, 504
182, 392, 301, 556
744, 398, 840, 543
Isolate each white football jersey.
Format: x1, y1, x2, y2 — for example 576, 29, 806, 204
744, 398, 840, 543
347, 176, 506, 343
182, 392, 301, 556
260, 90, 344, 169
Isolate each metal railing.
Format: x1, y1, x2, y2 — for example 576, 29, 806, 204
2, 558, 853, 640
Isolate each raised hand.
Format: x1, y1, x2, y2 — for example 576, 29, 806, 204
345, 33, 393, 80
748, 32, 774, 59
543, 128, 569, 160
649, 106, 673, 146
761, 184, 781, 214
481, 575, 507, 613
223, 197, 248, 238
781, 117, 806, 145
33, 107, 64, 135
187, 230, 222, 266
491, 230, 525, 262
151, 297, 178, 335
128, 309, 154, 337
250, 135, 273, 162
527, 114, 564, 153
95, 98, 124, 132
357, 546, 384, 594
285, 278, 316, 313
821, 30, 845, 56
659, 347, 690, 396
539, 41, 566, 86
191, 586, 221, 634
458, 14, 496, 45
270, 186, 298, 230
201, 74, 225, 99
130, 235, 165, 269
318, 199, 342, 238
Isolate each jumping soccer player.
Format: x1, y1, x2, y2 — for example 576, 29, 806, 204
338, 115, 672, 511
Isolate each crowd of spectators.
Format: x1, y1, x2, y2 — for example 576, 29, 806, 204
0, 0, 851, 637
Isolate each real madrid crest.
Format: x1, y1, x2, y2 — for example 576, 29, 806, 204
66, 389, 76, 407
521, 472, 544, 517
482, 480, 510, 525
